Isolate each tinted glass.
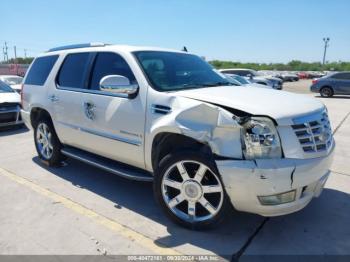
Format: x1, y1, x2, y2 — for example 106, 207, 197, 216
229, 70, 246, 76
57, 53, 91, 89
134, 51, 231, 91
332, 73, 350, 80
89, 52, 136, 90
24, 55, 58, 85
233, 75, 250, 84
0, 80, 15, 93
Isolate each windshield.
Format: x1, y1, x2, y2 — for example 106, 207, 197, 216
0, 80, 15, 93
232, 75, 250, 84
3, 76, 23, 85
134, 51, 232, 91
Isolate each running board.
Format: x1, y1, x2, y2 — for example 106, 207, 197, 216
61, 146, 153, 182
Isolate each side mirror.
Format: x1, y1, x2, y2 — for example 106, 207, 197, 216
99, 75, 138, 98
247, 74, 253, 79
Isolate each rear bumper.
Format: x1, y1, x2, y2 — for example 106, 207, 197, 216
216, 145, 334, 216
310, 84, 319, 93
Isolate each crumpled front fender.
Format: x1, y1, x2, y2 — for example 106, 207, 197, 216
145, 96, 243, 171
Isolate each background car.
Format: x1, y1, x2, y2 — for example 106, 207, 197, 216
310, 71, 350, 97
0, 75, 23, 93
280, 73, 299, 82
219, 68, 283, 89
223, 73, 272, 88
0, 80, 23, 128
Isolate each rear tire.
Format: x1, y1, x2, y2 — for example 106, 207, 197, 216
320, 87, 334, 97
34, 117, 64, 166
154, 150, 231, 230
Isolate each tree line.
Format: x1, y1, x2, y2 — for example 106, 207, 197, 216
0, 57, 35, 64
210, 60, 350, 71
1, 57, 350, 71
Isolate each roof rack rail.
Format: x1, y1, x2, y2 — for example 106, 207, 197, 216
47, 42, 108, 52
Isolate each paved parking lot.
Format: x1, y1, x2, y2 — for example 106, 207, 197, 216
0, 80, 349, 259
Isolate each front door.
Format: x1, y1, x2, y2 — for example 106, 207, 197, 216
76, 52, 146, 169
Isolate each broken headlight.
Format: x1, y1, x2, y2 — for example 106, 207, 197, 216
241, 117, 282, 159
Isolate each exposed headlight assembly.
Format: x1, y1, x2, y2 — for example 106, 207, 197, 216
241, 117, 282, 159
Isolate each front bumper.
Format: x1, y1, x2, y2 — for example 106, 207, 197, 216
0, 107, 23, 127
216, 145, 334, 216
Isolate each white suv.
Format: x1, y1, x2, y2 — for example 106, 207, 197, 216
21, 43, 334, 229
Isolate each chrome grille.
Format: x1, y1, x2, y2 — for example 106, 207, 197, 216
292, 110, 333, 153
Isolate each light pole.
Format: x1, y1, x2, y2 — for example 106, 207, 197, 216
322, 37, 330, 65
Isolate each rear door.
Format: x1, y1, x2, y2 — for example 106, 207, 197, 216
335, 73, 350, 94
49, 52, 96, 149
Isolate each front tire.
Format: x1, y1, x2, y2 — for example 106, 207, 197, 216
34, 118, 64, 166
154, 151, 230, 230
320, 86, 334, 97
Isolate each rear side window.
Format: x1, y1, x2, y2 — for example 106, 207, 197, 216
332, 73, 350, 80
89, 52, 136, 90
57, 53, 91, 89
24, 55, 58, 85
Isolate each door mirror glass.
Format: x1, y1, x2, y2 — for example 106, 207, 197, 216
99, 75, 138, 98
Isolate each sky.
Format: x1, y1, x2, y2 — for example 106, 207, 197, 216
1, 0, 350, 63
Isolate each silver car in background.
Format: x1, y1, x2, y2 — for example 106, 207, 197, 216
219, 68, 283, 89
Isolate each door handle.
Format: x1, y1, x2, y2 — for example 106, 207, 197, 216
83, 101, 95, 120
48, 94, 59, 102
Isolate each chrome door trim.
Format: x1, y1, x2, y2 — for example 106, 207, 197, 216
56, 121, 142, 146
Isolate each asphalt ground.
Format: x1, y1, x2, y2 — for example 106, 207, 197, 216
0, 80, 349, 260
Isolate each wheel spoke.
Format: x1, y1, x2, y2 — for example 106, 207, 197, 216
193, 164, 207, 183
176, 162, 190, 181
199, 197, 216, 215
168, 194, 185, 208
163, 178, 182, 190
43, 125, 48, 136
203, 185, 222, 194
40, 145, 46, 156
188, 201, 196, 218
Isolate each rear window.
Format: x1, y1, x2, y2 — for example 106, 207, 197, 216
24, 55, 58, 85
57, 53, 91, 89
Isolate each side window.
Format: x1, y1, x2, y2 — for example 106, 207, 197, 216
24, 55, 58, 85
234, 71, 244, 76
331, 73, 350, 80
89, 52, 136, 90
341, 73, 350, 80
57, 53, 91, 89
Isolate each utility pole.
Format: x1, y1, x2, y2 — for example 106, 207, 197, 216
14, 46, 17, 61
24, 49, 27, 59
14, 46, 19, 75
4, 42, 9, 62
322, 37, 330, 65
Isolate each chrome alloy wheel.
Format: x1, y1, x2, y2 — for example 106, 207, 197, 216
161, 160, 224, 222
36, 123, 53, 160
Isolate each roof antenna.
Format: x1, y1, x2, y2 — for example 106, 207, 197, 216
182, 46, 188, 52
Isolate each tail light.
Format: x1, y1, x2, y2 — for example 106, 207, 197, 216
20, 84, 24, 108
312, 79, 318, 85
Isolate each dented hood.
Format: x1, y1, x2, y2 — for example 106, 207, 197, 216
175, 85, 325, 125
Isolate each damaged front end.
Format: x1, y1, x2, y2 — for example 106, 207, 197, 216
148, 96, 334, 217
184, 102, 335, 217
